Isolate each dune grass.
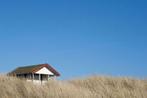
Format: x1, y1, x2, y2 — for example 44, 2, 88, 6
0, 75, 146, 98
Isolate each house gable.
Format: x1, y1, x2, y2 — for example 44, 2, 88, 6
35, 67, 54, 75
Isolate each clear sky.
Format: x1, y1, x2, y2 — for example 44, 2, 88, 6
0, 0, 147, 79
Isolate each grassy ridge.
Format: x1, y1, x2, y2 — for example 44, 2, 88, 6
0, 75, 146, 98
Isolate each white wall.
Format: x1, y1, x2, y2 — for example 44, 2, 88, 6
35, 67, 54, 75
27, 79, 48, 85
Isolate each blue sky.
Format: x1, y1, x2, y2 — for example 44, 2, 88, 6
0, 0, 147, 79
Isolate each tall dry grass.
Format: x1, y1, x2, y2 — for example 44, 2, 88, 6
0, 75, 146, 98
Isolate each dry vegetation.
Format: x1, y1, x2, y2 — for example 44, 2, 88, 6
0, 75, 147, 98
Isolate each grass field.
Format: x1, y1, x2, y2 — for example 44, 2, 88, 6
0, 75, 146, 98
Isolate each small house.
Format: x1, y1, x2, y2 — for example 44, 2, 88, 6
8, 63, 60, 84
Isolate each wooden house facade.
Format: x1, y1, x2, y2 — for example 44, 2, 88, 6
8, 63, 60, 84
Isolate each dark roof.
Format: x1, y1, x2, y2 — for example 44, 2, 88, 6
8, 64, 60, 76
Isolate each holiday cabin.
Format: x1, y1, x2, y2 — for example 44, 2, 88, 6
8, 64, 60, 84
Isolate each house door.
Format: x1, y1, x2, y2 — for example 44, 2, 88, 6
40, 74, 48, 81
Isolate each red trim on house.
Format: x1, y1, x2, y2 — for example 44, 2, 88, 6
32, 64, 60, 76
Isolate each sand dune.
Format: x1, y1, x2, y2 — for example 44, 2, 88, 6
0, 75, 146, 98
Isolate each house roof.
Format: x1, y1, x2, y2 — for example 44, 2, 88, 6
8, 63, 60, 76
